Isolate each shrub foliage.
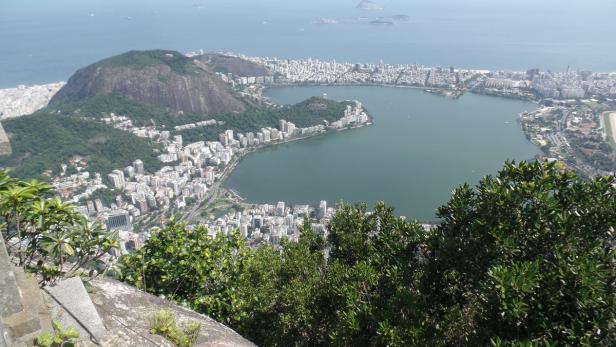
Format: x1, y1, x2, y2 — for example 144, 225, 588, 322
118, 161, 616, 346
0, 170, 119, 285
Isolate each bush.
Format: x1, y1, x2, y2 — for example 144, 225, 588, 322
119, 161, 616, 346
35, 320, 80, 347
0, 170, 119, 285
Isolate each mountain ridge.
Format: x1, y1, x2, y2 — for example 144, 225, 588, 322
50, 50, 246, 115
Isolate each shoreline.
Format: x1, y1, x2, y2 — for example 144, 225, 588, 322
1, 79, 608, 225
182, 115, 373, 223
197, 83, 538, 222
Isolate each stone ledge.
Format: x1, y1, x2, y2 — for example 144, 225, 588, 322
0, 234, 22, 317
88, 278, 256, 347
4, 267, 52, 347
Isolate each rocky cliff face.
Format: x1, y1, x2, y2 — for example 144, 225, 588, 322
50, 50, 245, 115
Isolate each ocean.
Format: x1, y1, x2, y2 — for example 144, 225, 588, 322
1, 0, 615, 88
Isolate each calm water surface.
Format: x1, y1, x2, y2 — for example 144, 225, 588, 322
2, 0, 616, 87
225, 86, 541, 221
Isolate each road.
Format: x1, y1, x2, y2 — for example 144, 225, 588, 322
183, 154, 242, 222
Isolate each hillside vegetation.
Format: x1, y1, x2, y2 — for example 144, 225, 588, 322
47, 90, 350, 144
119, 161, 616, 346
1, 92, 349, 179
178, 97, 352, 143
0, 112, 161, 179
97, 49, 203, 75
197, 53, 272, 77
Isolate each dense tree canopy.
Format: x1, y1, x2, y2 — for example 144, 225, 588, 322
0, 112, 162, 179
119, 161, 616, 346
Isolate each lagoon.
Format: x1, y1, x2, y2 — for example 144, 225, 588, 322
225, 86, 541, 221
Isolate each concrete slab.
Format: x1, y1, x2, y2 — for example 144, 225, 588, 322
45, 277, 107, 342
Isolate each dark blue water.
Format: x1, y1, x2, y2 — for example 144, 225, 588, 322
1, 0, 615, 87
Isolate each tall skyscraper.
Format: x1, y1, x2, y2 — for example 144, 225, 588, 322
319, 200, 327, 219
279, 119, 287, 133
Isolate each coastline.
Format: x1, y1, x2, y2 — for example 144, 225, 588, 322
182, 114, 374, 222
3, 77, 612, 226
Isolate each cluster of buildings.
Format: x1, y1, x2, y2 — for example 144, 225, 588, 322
101, 114, 166, 139
471, 69, 616, 100
51, 98, 369, 253
520, 101, 615, 177
241, 56, 478, 88
174, 119, 222, 131
199, 200, 333, 246
0, 82, 65, 120
221, 54, 616, 101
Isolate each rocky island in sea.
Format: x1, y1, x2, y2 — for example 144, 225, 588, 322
369, 18, 394, 26
356, 0, 383, 11
313, 17, 338, 25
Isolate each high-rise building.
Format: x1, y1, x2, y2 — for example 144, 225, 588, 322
86, 201, 96, 215
115, 195, 123, 207
146, 195, 157, 209
136, 199, 148, 214
240, 223, 249, 238
124, 166, 135, 179
174, 135, 183, 147
219, 133, 229, 146
225, 129, 234, 142
276, 201, 285, 216
279, 119, 287, 133
262, 128, 271, 142
133, 159, 145, 175
319, 200, 327, 219
253, 215, 263, 229
286, 122, 296, 136
107, 169, 125, 189
94, 199, 104, 213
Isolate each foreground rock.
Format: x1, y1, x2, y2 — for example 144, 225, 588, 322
88, 278, 256, 347
0, 232, 254, 347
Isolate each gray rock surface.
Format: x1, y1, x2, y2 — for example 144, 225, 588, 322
89, 278, 256, 347
50, 50, 246, 116
0, 317, 10, 347
0, 234, 21, 317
